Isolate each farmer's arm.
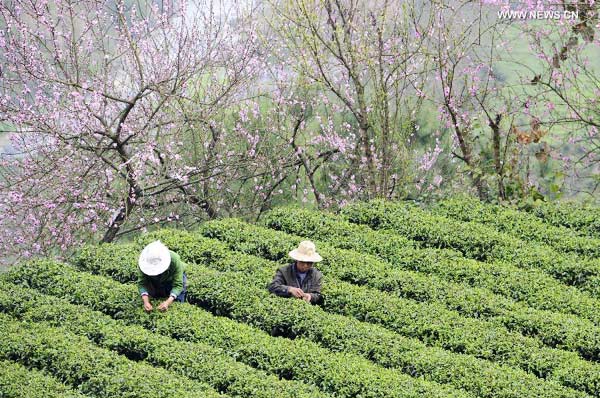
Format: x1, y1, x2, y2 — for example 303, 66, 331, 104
307, 272, 322, 304
136, 269, 150, 297
167, 251, 185, 299
268, 268, 292, 297
137, 269, 153, 311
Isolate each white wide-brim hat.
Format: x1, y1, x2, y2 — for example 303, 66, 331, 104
289, 240, 322, 263
139, 240, 171, 276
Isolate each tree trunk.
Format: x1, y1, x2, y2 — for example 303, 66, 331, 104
448, 104, 488, 201
489, 113, 506, 200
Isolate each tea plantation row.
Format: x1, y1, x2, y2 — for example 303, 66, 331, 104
524, 200, 600, 238
340, 201, 600, 296
2, 199, 599, 398
4, 261, 469, 398
78, 226, 600, 396
260, 207, 600, 325
428, 196, 600, 257
74, 238, 585, 398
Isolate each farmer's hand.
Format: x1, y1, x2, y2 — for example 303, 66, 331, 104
302, 293, 312, 303
142, 295, 153, 312
158, 297, 175, 312
288, 287, 305, 298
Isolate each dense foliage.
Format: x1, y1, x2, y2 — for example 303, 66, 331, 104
340, 200, 600, 296
0, 359, 87, 398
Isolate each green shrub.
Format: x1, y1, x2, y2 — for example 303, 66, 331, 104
76, 233, 599, 397
262, 208, 600, 324
260, 207, 600, 325
4, 260, 471, 398
340, 200, 600, 295
0, 313, 221, 398
429, 196, 600, 258
204, 216, 600, 362
0, 359, 88, 398
525, 201, 600, 238
184, 265, 593, 398
0, 280, 329, 398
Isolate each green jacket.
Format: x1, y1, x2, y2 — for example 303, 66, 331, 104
137, 250, 186, 299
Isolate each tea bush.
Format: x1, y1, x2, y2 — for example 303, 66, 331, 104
429, 196, 600, 257
0, 313, 221, 398
260, 207, 600, 325
4, 261, 470, 398
200, 218, 600, 362
76, 231, 600, 397
0, 280, 328, 398
0, 359, 88, 398
340, 201, 600, 295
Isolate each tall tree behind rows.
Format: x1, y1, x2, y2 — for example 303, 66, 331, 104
262, 0, 433, 199
517, 0, 600, 199
0, 0, 264, 259
420, 0, 600, 202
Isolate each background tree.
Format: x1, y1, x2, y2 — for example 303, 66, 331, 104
0, 0, 262, 259
514, 0, 600, 199
263, 0, 433, 200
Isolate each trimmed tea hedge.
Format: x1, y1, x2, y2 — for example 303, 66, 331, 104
0, 280, 330, 398
5, 198, 597, 398
200, 217, 600, 362
525, 201, 600, 238
340, 200, 600, 295
76, 231, 600, 397
0, 313, 222, 398
429, 196, 600, 258
4, 260, 471, 398
261, 207, 600, 326
0, 359, 88, 398
74, 241, 587, 398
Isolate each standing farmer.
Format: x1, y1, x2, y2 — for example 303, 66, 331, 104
268, 240, 323, 304
137, 240, 187, 312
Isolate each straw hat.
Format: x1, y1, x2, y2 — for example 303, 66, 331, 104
139, 240, 171, 276
289, 240, 322, 263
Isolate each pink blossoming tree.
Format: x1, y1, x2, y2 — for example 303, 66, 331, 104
0, 0, 262, 261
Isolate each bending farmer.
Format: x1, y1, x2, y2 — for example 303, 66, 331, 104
137, 240, 187, 312
268, 240, 323, 304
